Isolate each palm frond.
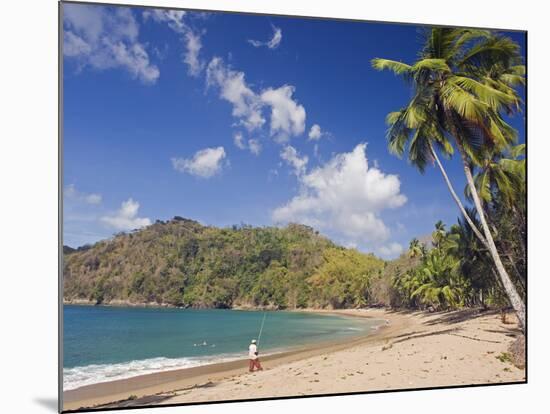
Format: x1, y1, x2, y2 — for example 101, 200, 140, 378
408, 128, 433, 173
371, 58, 412, 75
458, 35, 521, 71
440, 79, 488, 122
411, 58, 451, 73
386, 109, 411, 157
510, 143, 526, 159
451, 75, 517, 111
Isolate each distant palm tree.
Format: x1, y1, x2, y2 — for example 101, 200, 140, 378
446, 209, 493, 306
372, 28, 526, 330
432, 221, 446, 249
410, 248, 467, 310
408, 238, 424, 258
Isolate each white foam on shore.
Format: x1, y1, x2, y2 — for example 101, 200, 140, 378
64, 321, 383, 391
63, 354, 243, 391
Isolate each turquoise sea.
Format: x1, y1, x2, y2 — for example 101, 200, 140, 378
63, 305, 382, 390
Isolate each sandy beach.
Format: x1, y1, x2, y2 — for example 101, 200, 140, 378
63, 308, 525, 411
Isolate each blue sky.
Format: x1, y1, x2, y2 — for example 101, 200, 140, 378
62, 3, 526, 258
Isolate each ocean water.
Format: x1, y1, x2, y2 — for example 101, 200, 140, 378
63, 305, 382, 390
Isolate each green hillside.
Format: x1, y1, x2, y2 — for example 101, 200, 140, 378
63, 217, 387, 309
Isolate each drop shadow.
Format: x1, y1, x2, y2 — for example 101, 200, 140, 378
34, 397, 58, 412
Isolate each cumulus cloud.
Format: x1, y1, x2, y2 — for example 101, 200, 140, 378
308, 124, 324, 141
248, 139, 262, 156
63, 4, 159, 84
206, 57, 306, 143
143, 8, 204, 76
64, 184, 102, 205
280, 145, 308, 176
233, 132, 262, 155
260, 85, 306, 142
273, 143, 407, 246
248, 25, 282, 49
101, 198, 151, 231
376, 242, 404, 259
172, 146, 227, 178
233, 131, 246, 149
206, 57, 265, 131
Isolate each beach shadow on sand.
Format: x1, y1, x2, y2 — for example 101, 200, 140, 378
422, 308, 501, 326
34, 397, 58, 412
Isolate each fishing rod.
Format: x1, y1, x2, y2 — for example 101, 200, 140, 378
257, 311, 267, 348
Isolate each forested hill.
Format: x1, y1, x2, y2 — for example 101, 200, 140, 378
63, 217, 392, 309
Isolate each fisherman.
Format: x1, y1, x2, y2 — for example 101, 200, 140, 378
248, 339, 263, 372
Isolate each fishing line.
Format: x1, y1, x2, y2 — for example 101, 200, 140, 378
257, 311, 267, 348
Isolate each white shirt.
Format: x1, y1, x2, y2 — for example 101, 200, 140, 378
249, 343, 258, 360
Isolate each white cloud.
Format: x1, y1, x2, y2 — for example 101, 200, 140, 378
260, 85, 306, 142
344, 241, 358, 249
183, 30, 204, 76
101, 198, 151, 231
248, 139, 262, 156
248, 25, 282, 49
206, 59, 306, 144
206, 57, 265, 131
84, 193, 103, 205
64, 184, 102, 205
233, 132, 262, 155
63, 4, 159, 84
233, 131, 246, 149
273, 143, 407, 247
377, 243, 404, 259
172, 146, 227, 178
142, 9, 187, 30
107, 41, 161, 83
280, 145, 308, 176
143, 9, 204, 76
64, 31, 92, 56
308, 124, 324, 141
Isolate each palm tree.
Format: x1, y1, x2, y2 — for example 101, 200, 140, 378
446, 209, 493, 307
467, 143, 526, 208
410, 248, 468, 310
372, 28, 526, 330
432, 221, 447, 249
467, 144, 526, 293
408, 238, 424, 258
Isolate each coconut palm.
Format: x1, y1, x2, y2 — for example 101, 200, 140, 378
408, 238, 424, 258
432, 221, 447, 249
467, 143, 526, 208
446, 210, 494, 306
467, 144, 526, 293
372, 28, 526, 330
410, 248, 468, 310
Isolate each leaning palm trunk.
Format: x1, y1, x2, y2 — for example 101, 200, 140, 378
456, 142, 526, 332
430, 145, 488, 247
